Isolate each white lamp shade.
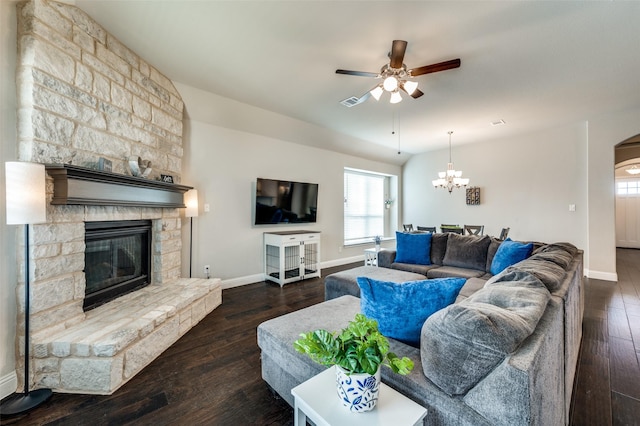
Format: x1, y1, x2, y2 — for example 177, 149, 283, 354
5, 162, 47, 225
184, 189, 199, 217
370, 86, 383, 101
389, 91, 402, 104
403, 80, 418, 95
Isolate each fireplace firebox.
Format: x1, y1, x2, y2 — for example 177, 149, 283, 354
84, 220, 152, 311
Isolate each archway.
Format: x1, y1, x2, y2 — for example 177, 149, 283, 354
614, 136, 640, 249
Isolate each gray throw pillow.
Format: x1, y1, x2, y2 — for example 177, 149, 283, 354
485, 237, 502, 273
421, 271, 549, 396
442, 233, 491, 271
430, 233, 449, 265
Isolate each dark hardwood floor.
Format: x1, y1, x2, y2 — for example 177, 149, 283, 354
570, 248, 640, 426
2, 250, 640, 425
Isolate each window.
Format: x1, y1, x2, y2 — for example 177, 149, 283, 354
344, 169, 387, 245
617, 180, 640, 195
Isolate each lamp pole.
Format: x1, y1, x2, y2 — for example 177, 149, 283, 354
1, 162, 52, 417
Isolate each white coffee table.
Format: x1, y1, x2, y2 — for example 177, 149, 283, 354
291, 366, 427, 426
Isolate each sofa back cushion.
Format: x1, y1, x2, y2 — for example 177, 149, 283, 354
442, 233, 491, 271
357, 276, 466, 347
430, 232, 449, 265
421, 271, 550, 395
490, 238, 534, 275
394, 231, 432, 265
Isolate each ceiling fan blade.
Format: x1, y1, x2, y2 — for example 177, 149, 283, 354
336, 69, 379, 78
409, 58, 461, 76
400, 86, 424, 99
410, 88, 424, 99
389, 40, 408, 69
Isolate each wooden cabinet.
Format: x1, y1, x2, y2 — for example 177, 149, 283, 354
264, 231, 321, 286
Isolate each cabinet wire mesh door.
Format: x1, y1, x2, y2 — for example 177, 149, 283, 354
303, 242, 319, 276
284, 245, 302, 280
265, 244, 281, 280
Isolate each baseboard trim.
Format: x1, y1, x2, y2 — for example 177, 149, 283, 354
321, 256, 362, 269
220, 257, 364, 290
585, 269, 618, 282
0, 370, 17, 400
221, 273, 265, 289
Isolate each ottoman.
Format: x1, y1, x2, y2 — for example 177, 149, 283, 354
324, 265, 427, 300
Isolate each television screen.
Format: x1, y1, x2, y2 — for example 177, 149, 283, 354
255, 178, 318, 225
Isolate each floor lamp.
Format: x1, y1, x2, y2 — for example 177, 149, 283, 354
1, 162, 52, 416
184, 189, 198, 278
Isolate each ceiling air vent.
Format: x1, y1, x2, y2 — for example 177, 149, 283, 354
340, 96, 361, 107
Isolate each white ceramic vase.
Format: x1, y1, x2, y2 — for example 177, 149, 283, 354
335, 365, 381, 412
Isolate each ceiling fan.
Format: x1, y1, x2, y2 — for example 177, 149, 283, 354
336, 40, 461, 107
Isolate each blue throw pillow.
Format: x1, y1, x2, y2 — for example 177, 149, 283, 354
394, 231, 432, 265
490, 238, 534, 275
357, 276, 466, 347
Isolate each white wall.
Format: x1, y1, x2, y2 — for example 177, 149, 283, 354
176, 83, 401, 287
404, 122, 589, 259
1, 0, 19, 398
587, 107, 640, 280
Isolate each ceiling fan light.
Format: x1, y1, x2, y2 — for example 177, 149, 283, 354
389, 90, 402, 104
403, 80, 418, 95
383, 76, 398, 92
370, 86, 383, 101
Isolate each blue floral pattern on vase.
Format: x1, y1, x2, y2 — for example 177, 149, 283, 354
335, 366, 381, 412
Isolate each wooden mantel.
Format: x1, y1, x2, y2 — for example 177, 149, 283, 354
45, 164, 193, 208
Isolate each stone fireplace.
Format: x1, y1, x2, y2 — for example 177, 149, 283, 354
12, 0, 222, 394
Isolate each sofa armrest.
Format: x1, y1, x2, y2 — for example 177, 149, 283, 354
377, 249, 396, 268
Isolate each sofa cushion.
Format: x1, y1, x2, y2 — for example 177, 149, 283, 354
529, 243, 577, 270
395, 231, 432, 265
421, 271, 550, 396
442, 233, 491, 271
390, 262, 440, 276
430, 232, 449, 265
490, 238, 534, 275
533, 242, 578, 257
500, 258, 566, 292
324, 266, 426, 300
454, 277, 487, 303
427, 266, 486, 279
357, 276, 466, 347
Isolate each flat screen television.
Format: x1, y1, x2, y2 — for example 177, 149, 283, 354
254, 178, 318, 225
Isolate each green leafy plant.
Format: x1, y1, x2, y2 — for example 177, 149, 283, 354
294, 313, 414, 376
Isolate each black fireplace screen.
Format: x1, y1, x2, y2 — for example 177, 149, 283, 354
84, 220, 151, 311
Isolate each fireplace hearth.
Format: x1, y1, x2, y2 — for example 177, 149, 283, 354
84, 220, 152, 311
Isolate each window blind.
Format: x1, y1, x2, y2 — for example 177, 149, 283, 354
344, 170, 385, 243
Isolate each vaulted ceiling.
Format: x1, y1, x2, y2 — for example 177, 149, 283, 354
76, 1, 640, 164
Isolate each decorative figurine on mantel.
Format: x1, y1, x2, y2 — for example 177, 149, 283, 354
129, 156, 152, 178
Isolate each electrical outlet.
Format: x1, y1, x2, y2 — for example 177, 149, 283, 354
204, 265, 210, 278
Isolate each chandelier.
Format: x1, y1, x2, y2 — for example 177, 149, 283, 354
626, 165, 640, 175
432, 131, 470, 193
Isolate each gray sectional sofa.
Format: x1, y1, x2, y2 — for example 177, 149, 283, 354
257, 234, 583, 425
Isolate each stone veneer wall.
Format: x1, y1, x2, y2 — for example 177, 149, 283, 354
13, 0, 187, 391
